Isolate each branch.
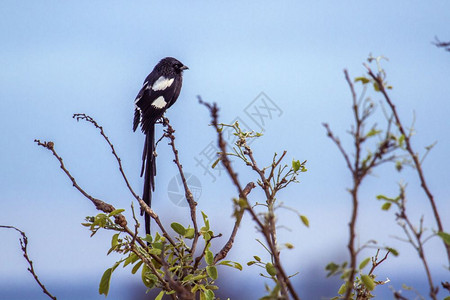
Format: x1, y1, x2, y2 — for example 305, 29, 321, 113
214, 182, 256, 263
0, 226, 57, 300
365, 66, 450, 266
162, 117, 200, 254
199, 97, 300, 300
71, 114, 179, 250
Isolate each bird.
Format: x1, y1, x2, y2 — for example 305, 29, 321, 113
133, 57, 188, 235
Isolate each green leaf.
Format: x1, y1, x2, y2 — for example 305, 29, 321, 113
300, 215, 309, 227
247, 261, 256, 266
201, 211, 210, 230
123, 253, 138, 268
142, 234, 153, 243
204, 289, 214, 300
211, 157, 221, 169
171, 222, 186, 236
202, 231, 211, 241
219, 260, 243, 271
437, 232, 450, 246
111, 233, 119, 248
386, 247, 399, 256
184, 228, 195, 239
359, 257, 371, 270
99, 268, 113, 296
443, 297, 450, 300
108, 208, 125, 217
254, 255, 261, 262
285, 243, 294, 249
265, 263, 277, 276
131, 260, 143, 274
155, 291, 165, 300
206, 266, 218, 280
381, 202, 392, 211
367, 128, 382, 137
337, 282, 347, 295
292, 159, 301, 172
373, 82, 380, 92
355, 76, 370, 84
376, 194, 393, 201
141, 264, 157, 288
205, 250, 214, 265
361, 274, 375, 291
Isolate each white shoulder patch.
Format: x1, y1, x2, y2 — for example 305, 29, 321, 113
151, 96, 167, 109
152, 76, 174, 91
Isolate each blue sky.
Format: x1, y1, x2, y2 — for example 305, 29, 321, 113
1, 1, 449, 299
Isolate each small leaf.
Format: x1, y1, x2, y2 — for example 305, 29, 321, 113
206, 266, 218, 280
111, 233, 119, 248
300, 215, 309, 227
366, 128, 382, 137
205, 250, 214, 265
386, 247, 399, 256
355, 76, 370, 84
437, 232, 450, 246
99, 268, 113, 296
211, 157, 221, 169
265, 263, 277, 276
131, 260, 143, 274
361, 274, 375, 291
359, 257, 371, 270
337, 282, 347, 295
108, 209, 125, 217
381, 202, 392, 211
219, 260, 243, 271
142, 234, 153, 243
155, 291, 165, 300
247, 261, 256, 266
201, 211, 210, 230
285, 243, 294, 249
184, 228, 195, 239
373, 82, 380, 92
254, 255, 261, 262
123, 253, 138, 268
292, 159, 301, 172
171, 222, 186, 236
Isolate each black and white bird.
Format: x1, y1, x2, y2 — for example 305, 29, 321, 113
133, 57, 188, 235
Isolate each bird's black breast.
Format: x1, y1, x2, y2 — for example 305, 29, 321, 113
133, 72, 182, 133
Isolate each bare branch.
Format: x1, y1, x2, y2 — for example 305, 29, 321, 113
0, 225, 57, 300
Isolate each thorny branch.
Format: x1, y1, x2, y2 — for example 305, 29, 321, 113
199, 97, 301, 300
0, 226, 57, 300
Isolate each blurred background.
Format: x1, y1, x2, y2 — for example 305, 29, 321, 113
1, 1, 449, 299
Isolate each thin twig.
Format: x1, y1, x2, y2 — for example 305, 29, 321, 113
214, 182, 256, 263
162, 117, 200, 254
0, 226, 57, 300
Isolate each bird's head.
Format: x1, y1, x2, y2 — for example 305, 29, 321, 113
158, 57, 188, 75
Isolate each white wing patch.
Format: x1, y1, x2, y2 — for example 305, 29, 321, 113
152, 76, 174, 91
151, 96, 167, 109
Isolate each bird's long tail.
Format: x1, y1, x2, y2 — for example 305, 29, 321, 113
141, 124, 156, 236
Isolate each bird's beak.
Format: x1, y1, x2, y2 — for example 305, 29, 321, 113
180, 65, 189, 71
